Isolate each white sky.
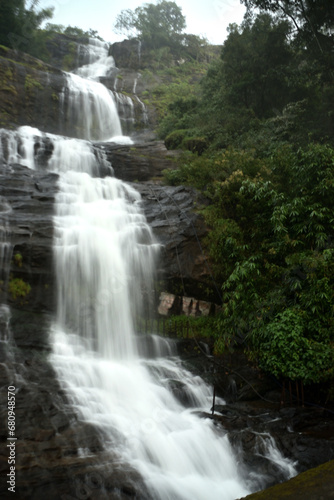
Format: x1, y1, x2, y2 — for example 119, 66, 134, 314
39, 0, 246, 45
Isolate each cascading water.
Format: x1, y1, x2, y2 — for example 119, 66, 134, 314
61, 72, 123, 141
112, 92, 136, 134
0, 124, 251, 498
49, 147, 252, 497
0, 40, 296, 499
0, 195, 12, 343
45, 43, 252, 500
75, 38, 117, 80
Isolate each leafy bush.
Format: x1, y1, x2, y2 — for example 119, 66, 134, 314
253, 308, 334, 384
165, 129, 188, 149
181, 136, 208, 155
9, 278, 31, 300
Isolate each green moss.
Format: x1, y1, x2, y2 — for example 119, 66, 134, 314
13, 253, 23, 268
8, 278, 31, 301
0, 52, 50, 72
0, 111, 10, 126
24, 74, 43, 93
244, 460, 334, 499
0, 67, 17, 95
62, 41, 77, 71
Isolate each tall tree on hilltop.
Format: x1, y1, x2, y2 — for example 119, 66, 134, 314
114, 1, 186, 48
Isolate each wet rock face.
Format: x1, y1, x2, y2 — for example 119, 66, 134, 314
0, 340, 153, 500
0, 163, 58, 314
94, 140, 215, 301
109, 39, 144, 71
175, 340, 334, 491
95, 140, 179, 182
0, 47, 66, 133
0, 156, 155, 500
45, 33, 91, 71
157, 291, 219, 316
215, 403, 334, 491
136, 183, 216, 301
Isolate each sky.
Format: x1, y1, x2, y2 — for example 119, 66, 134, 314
39, 0, 246, 45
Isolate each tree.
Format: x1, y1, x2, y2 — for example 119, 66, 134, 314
241, 0, 334, 62
0, 0, 53, 52
0, 0, 25, 47
210, 144, 334, 385
186, 13, 299, 149
220, 14, 295, 118
114, 1, 186, 48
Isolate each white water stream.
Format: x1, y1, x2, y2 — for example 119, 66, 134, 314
47, 131, 250, 499
0, 39, 297, 499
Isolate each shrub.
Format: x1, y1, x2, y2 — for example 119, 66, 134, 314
9, 278, 31, 300
165, 129, 188, 149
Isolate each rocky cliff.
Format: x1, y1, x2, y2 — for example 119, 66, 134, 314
0, 45, 66, 133
0, 42, 154, 136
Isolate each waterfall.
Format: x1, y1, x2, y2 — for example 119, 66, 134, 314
47, 133, 250, 497
0, 125, 252, 497
135, 95, 149, 126
75, 38, 117, 80
112, 92, 136, 134
0, 39, 297, 500
46, 43, 252, 500
52, 148, 158, 359
61, 72, 123, 141
0, 194, 12, 342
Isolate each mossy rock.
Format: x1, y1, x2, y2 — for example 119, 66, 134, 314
242, 460, 334, 500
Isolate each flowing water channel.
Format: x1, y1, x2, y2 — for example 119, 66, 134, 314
0, 39, 297, 499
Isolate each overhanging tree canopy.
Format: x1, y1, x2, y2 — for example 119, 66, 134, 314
241, 0, 334, 59
0, 0, 53, 51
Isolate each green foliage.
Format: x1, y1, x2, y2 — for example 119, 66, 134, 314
158, 97, 199, 139
220, 14, 294, 118
44, 24, 104, 42
241, 0, 334, 60
146, 60, 209, 125
114, 1, 186, 48
215, 144, 334, 384
13, 253, 23, 268
0, 0, 53, 54
136, 315, 217, 341
62, 41, 77, 71
181, 136, 208, 155
165, 129, 188, 149
152, 3, 334, 395
164, 142, 334, 387
161, 10, 334, 152
253, 308, 334, 384
9, 278, 31, 300
171, 315, 216, 339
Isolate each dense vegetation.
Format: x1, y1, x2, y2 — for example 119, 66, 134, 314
160, 3, 334, 395
114, 0, 186, 49
0, 0, 103, 62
